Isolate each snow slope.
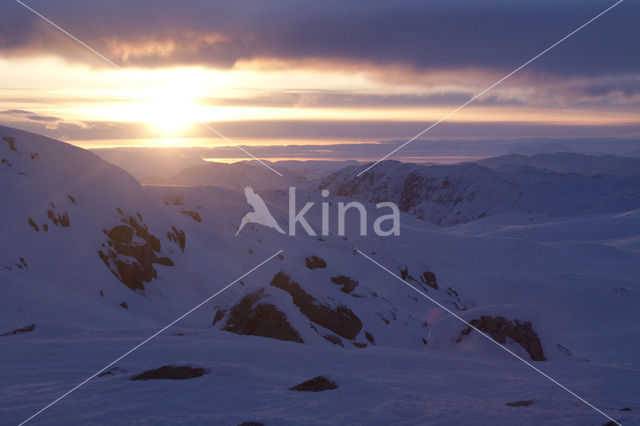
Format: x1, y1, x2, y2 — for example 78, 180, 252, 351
319, 160, 640, 226
92, 147, 207, 182
1, 126, 639, 425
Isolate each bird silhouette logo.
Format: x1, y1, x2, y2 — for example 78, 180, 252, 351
236, 186, 286, 236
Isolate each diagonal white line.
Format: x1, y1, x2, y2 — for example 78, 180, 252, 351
14, 0, 121, 69
19, 249, 283, 426
356, 249, 621, 426
356, 0, 625, 176
13, 0, 283, 177
200, 123, 283, 176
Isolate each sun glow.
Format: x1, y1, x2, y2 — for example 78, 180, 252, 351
100, 67, 223, 136
143, 86, 200, 135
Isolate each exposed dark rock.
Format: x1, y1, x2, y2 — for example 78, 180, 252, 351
557, 344, 572, 357
154, 256, 174, 266
1, 323, 35, 336
289, 376, 337, 392
181, 210, 202, 222
271, 272, 362, 340
124, 215, 160, 251
67, 194, 76, 204
445, 287, 459, 297
212, 309, 226, 325
506, 400, 534, 407
42, 224, 48, 232
364, 331, 375, 344
27, 218, 39, 232
99, 215, 174, 291
167, 226, 186, 252
457, 316, 546, 361
98, 366, 123, 377
2, 136, 17, 151
398, 266, 419, 283
323, 334, 343, 346
222, 289, 303, 343
330, 275, 359, 294
131, 365, 208, 381
120, 302, 128, 309
352, 342, 367, 348
455, 326, 472, 344
47, 209, 70, 227
420, 272, 438, 289
377, 313, 390, 325
619, 407, 631, 412
99, 289, 104, 297
237, 422, 264, 426
108, 225, 134, 243
400, 266, 409, 280
305, 255, 327, 269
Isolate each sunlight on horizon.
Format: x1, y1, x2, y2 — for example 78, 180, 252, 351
1, 57, 639, 149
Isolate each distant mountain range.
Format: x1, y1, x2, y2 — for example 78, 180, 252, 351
319, 160, 640, 226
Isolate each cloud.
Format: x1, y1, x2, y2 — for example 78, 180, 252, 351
203, 90, 523, 109
1, 0, 637, 76
0, 109, 63, 127
2, 118, 638, 147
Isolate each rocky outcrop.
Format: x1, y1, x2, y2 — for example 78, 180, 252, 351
131, 365, 208, 381
1, 323, 35, 336
181, 210, 202, 222
305, 256, 327, 269
46, 204, 70, 227
2, 136, 17, 151
506, 400, 534, 407
364, 331, 375, 344
289, 376, 337, 392
222, 289, 303, 343
420, 272, 438, 289
98, 213, 174, 291
97, 366, 124, 377
271, 272, 362, 340
330, 275, 359, 294
27, 218, 39, 232
457, 316, 546, 361
167, 226, 186, 252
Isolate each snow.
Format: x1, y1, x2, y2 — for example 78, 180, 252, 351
1, 125, 639, 425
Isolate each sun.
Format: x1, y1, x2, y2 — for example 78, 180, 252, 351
143, 86, 200, 135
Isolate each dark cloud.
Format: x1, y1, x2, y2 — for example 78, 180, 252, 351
578, 78, 640, 98
204, 91, 522, 108
1, 0, 637, 76
0, 109, 61, 122
2, 118, 638, 146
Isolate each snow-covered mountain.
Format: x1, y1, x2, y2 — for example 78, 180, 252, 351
91, 147, 208, 182
479, 152, 640, 177
2, 126, 639, 425
319, 160, 640, 226
0, 126, 497, 353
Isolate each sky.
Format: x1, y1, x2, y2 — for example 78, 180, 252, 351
0, 0, 639, 161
